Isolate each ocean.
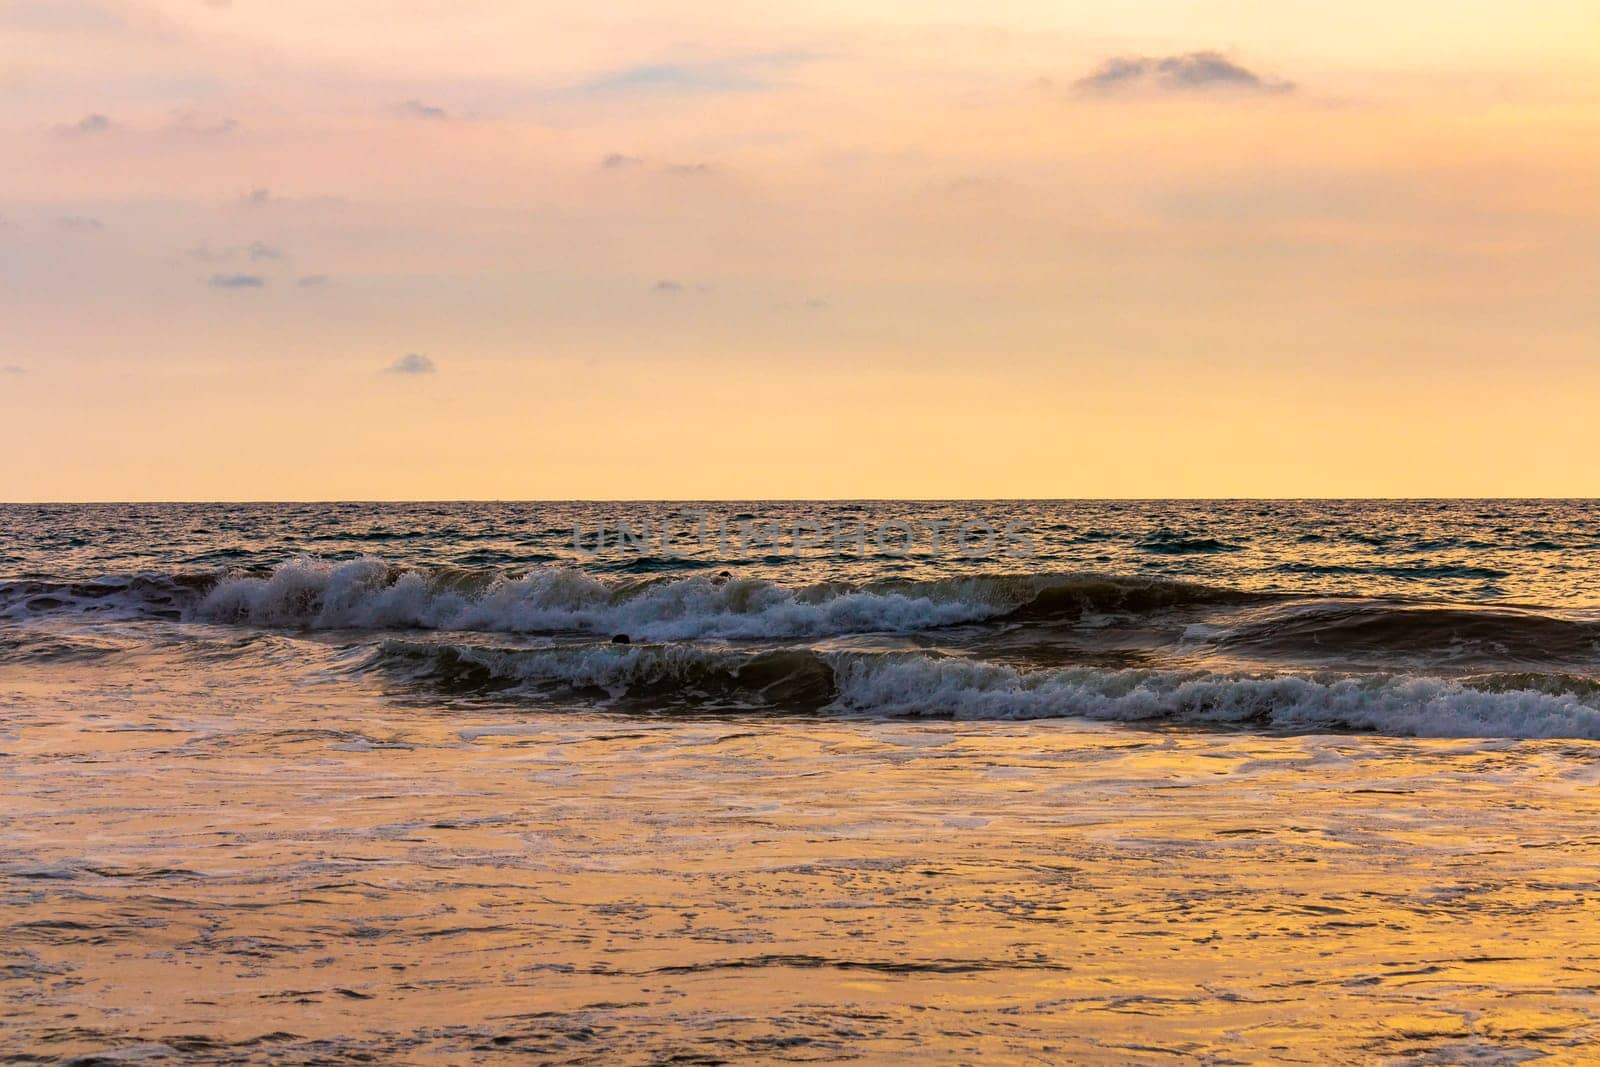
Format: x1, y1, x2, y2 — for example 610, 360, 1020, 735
8, 500, 1600, 737
5, 500, 1600, 1061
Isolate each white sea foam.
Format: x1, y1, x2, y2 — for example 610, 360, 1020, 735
381, 638, 1600, 739
828, 655, 1600, 738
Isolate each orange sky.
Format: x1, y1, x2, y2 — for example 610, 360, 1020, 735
1, 1, 1597, 500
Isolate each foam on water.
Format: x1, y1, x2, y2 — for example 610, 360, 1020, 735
189, 558, 1243, 640
374, 640, 1600, 739
9, 502, 1600, 739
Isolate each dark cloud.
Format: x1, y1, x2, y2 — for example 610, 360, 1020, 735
57, 216, 104, 231
1075, 52, 1293, 96
247, 241, 282, 261
241, 187, 276, 206
57, 113, 114, 136
601, 152, 644, 169
296, 274, 329, 287
208, 273, 265, 288
394, 99, 450, 121
1, 364, 24, 374
384, 353, 436, 375
804, 298, 828, 311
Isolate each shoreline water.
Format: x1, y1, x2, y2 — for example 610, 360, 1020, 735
6, 502, 1600, 1061
5, 648, 1600, 1063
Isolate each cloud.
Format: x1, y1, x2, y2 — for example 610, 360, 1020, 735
57, 113, 114, 136
57, 216, 104, 231
393, 99, 450, 121
296, 274, 329, 287
571, 53, 811, 98
208, 273, 265, 288
603, 156, 712, 176
237, 187, 345, 211
653, 280, 713, 295
188, 241, 281, 263
1, 364, 24, 374
384, 353, 436, 375
579, 64, 742, 96
167, 110, 237, 137
1075, 52, 1294, 96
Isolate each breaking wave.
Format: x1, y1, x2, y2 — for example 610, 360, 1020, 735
4, 558, 1255, 639
372, 641, 1600, 739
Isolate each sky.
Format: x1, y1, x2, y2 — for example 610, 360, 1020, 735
1, 0, 1597, 500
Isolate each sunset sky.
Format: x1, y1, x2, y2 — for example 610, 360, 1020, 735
2, 0, 1597, 500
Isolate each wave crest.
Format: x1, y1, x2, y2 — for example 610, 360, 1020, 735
373, 640, 1600, 739
190, 558, 1247, 639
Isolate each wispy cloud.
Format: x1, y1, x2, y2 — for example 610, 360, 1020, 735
1, 364, 24, 375
384, 353, 436, 375
580, 64, 740, 96
296, 274, 329, 287
1075, 52, 1294, 96
167, 110, 237, 137
570, 53, 811, 98
393, 99, 450, 121
653, 280, 712, 295
189, 241, 284, 263
601, 154, 712, 177
208, 273, 265, 288
237, 187, 345, 210
57, 216, 104, 231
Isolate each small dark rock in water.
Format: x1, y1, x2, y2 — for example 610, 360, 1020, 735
718, 571, 732, 579
611, 634, 631, 645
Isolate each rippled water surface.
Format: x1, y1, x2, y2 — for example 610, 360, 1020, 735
5, 501, 1600, 1062
6, 500, 1600, 604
